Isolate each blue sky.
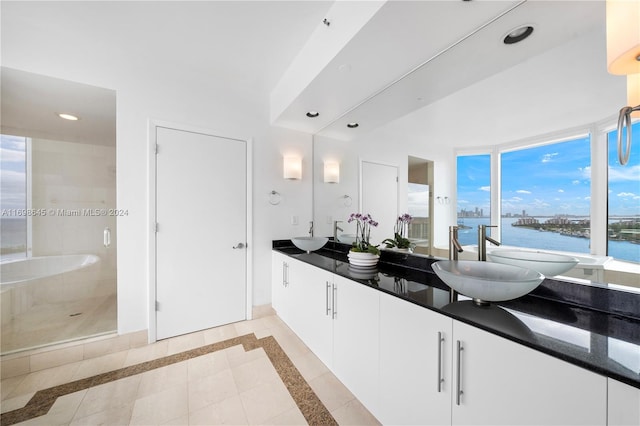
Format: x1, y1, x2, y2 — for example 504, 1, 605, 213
458, 123, 640, 217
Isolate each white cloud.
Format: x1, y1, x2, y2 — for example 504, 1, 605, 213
617, 192, 637, 197
0, 147, 26, 163
609, 164, 640, 182
516, 190, 531, 194
584, 196, 591, 200
542, 153, 559, 163
572, 180, 581, 185
510, 197, 523, 202
479, 186, 491, 192
458, 199, 469, 204
557, 189, 564, 193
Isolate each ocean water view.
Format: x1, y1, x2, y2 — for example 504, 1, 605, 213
457, 217, 639, 264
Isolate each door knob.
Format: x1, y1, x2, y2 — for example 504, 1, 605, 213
232, 243, 245, 249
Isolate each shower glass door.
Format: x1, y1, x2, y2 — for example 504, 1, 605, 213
0, 69, 117, 354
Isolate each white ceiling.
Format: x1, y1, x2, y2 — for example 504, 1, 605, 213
0, 0, 334, 142
0, 0, 609, 144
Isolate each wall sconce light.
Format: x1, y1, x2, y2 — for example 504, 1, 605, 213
283, 156, 302, 180
606, 0, 640, 76
324, 161, 340, 183
606, 0, 640, 165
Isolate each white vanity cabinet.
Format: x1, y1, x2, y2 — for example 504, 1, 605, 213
331, 274, 380, 413
608, 378, 640, 426
378, 291, 452, 425
287, 258, 334, 368
452, 320, 607, 426
271, 252, 292, 325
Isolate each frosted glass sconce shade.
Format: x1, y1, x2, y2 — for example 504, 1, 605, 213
283, 156, 302, 180
606, 0, 640, 75
324, 161, 340, 183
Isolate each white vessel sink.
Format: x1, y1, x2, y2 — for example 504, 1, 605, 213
291, 237, 328, 253
488, 249, 578, 277
432, 260, 544, 304
337, 234, 357, 245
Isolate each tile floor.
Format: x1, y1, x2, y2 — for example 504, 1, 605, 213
1, 309, 380, 425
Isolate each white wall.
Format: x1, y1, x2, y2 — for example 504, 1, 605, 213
1, 5, 313, 334
342, 26, 624, 250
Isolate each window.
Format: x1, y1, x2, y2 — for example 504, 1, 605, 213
456, 154, 491, 246
1, 135, 28, 260
607, 121, 640, 263
501, 136, 591, 253
456, 123, 640, 264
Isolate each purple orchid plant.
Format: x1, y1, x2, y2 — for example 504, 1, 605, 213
382, 213, 413, 249
347, 213, 380, 254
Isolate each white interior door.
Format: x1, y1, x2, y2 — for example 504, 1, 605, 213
155, 126, 247, 340
361, 160, 398, 246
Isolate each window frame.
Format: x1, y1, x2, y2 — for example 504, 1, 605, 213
454, 116, 637, 262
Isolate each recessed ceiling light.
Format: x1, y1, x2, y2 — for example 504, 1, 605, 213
346, 122, 359, 129
503, 26, 534, 45
58, 113, 79, 121
306, 111, 319, 118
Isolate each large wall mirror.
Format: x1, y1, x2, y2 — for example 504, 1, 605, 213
311, 1, 637, 285
1, 68, 117, 354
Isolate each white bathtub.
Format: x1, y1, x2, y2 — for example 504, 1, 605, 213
0, 254, 100, 289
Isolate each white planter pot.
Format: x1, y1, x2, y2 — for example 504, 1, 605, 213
347, 251, 380, 267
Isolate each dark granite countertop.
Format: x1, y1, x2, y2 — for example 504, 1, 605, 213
273, 239, 640, 389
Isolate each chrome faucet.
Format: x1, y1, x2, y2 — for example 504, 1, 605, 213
449, 226, 464, 260
478, 225, 500, 261
333, 220, 343, 242
308, 221, 314, 237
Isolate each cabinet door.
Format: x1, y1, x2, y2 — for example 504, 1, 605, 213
271, 252, 290, 324
289, 259, 334, 368
378, 292, 453, 425
452, 320, 607, 426
608, 378, 640, 426
332, 274, 380, 413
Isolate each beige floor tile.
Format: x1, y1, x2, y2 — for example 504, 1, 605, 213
70, 350, 127, 381
309, 372, 356, 412
187, 349, 229, 382
167, 331, 205, 355
188, 368, 239, 413
203, 323, 238, 345
189, 394, 248, 425
271, 331, 310, 360
30, 345, 84, 372
289, 350, 330, 382
264, 406, 308, 425
82, 334, 130, 360
130, 384, 188, 425
261, 314, 286, 329
72, 374, 141, 420
0, 392, 34, 414
234, 318, 269, 336
240, 380, 297, 425
69, 403, 133, 426
123, 339, 169, 367
161, 413, 190, 425
226, 346, 265, 369
231, 355, 281, 393
1, 375, 27, 400
1, 356, 30, 379
17, 390, 87, 426
252, 305, 276, 319
9, 362, 80, 398
331, 398, 380, 425
137, 361, 188, 399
